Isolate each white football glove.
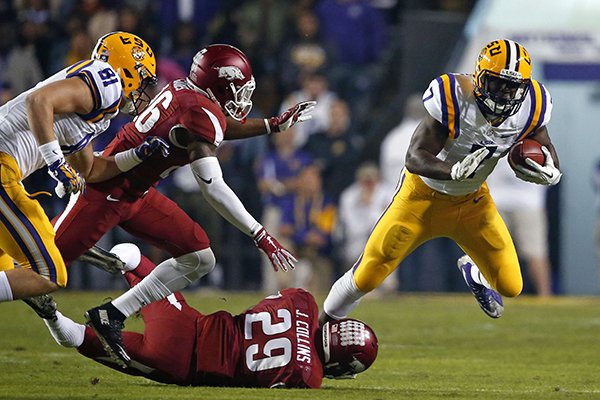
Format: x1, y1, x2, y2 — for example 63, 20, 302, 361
513, 146, 562, 185
450, 147, 489, 181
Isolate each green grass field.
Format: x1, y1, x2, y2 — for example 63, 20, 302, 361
1, 291, 599, 400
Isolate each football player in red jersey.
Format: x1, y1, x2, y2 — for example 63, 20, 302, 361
25, 243, 378, 388
45, 44, 315, 366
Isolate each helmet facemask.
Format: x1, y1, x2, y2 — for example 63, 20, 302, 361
128, 67, 157, 115
222, 77, 255, 121
475, 71, 529, 119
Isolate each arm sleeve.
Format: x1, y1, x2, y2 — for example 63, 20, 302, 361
190, 157, 261, 237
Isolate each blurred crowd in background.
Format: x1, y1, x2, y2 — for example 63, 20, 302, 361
1, 0, 554, 296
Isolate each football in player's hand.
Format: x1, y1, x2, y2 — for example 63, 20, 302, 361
508, 139, 546, 170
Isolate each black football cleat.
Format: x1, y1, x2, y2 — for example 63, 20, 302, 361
22, 295, 58, 321
85, 303, 130, 368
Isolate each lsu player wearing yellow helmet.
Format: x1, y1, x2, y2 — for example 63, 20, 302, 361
91, 31, 157, 115
320, 39, 562, 324
0, 31, 167, 306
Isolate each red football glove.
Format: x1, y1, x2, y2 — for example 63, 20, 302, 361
266, 101, 316, 134
253, 227, 297, 271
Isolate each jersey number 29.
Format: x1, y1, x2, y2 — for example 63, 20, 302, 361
244, 309, 292, 371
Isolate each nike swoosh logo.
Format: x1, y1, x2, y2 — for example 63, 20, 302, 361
106, 195, 120, 202
199, 177, 212, 184
473, 195, 484, 204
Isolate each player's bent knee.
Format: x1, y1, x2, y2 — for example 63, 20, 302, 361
110, 243, 141, 270
173, 248, 216, 281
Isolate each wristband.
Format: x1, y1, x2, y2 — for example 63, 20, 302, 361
114, 149, 142, 172
264, 118, 272, 135
39, 140, 64, 166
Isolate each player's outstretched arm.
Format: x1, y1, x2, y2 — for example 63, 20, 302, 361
188, 139, 296, 271
67, 137, 170, 184
224, 101, 316, 140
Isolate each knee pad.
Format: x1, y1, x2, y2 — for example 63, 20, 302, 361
381, 223, 412, 260
110, 243, 141, 270
172, 248, 216, 282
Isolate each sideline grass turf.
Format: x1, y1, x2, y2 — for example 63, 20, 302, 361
1, 291, 599, 399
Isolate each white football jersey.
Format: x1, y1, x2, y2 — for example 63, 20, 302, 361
421, 73, 552, 196
0, 59, 123, 179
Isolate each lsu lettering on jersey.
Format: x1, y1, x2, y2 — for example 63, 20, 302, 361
0, 59, 122, 179
92, 78, 227, 200
421, 73, 552, 195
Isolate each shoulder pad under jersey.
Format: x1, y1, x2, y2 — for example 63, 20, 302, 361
422, 73, 463, 139
65, 59, 123, 120
515, 79, 553, 141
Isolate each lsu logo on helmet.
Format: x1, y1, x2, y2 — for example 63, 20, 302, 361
131, 46, 146, 62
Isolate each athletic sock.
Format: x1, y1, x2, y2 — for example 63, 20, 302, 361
112, 258, 181, 318
323, 269, 365, 320
44, 311, 85, 348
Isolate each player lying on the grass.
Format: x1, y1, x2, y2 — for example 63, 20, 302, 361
320, 39, 561, 325
26, 243, 378, 388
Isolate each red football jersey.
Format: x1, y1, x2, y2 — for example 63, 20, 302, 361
193, 288, 324, 388
91, 79, 227, 200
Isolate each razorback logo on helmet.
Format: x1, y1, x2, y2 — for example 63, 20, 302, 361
131, 46, 146, 62
216, 66, 245, 81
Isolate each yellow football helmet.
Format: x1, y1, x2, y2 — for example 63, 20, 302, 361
474, 39, 532, 119
92, 31, 157, 114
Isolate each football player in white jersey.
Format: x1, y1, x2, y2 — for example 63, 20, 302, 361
320, 39, 562, 323
0, 32, 168, 304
